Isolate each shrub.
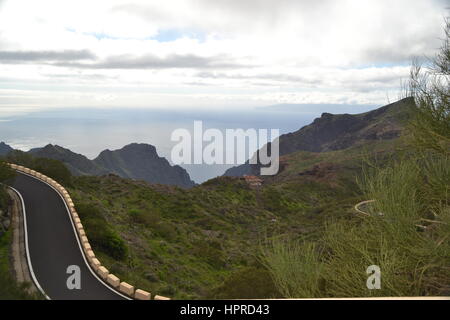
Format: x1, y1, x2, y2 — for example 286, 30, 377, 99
152, 221, 177, 241
33, 158, 72, 186
191, 240, 225, 268
213, 267, 280, 299
128, 209, 145, 224
0, 161, 15, 183
76, 202, 127, 260
128, 209, 159, 226
5, 150, 35, 168
99, 232, 128, 260
0, 161, 15, 211
5, 151, 71, 186
0, 188, 9, 212
259, 238, 323, 298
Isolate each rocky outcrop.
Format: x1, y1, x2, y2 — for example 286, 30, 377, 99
93, 143, 195, 188
275, 97, 413, 154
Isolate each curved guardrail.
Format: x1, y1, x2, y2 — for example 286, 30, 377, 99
354, 199, 438, 231
8, 163, 170, 301
354, 200, 376, 216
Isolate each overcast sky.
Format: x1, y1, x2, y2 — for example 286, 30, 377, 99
0, 0, 448, 115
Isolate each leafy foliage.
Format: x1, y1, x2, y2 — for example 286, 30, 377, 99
0, 161, 15, 183
0, 160, 16, 211
212, 267, 280, 299
75, 202, 127, 260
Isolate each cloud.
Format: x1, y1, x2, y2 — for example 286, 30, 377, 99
114, 0, 335, 35
41, 73, 118, 81
0, 0, 447, 111
193, 0, 333, 22
0, 50, 96, 63
196, 65, 409, 90
53, 53, 247, 70
196, 71, 323, 86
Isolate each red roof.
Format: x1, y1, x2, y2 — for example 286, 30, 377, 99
243, 175, 263, 183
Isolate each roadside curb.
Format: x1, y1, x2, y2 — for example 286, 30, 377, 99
6, 188, 40, 297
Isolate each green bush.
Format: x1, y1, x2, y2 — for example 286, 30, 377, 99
261, 187, 297, 215
33, 158, 72, 186
0, 188, 9, 212
213, 267, 280, 299
128, 209, 160, 226
191, 240, 225, 269
5, 150, 35, 168
259, 239, 323, 298
76, 202, 127, 260
0, 161, 15, 211
128, 209, 144, 224
99, 232, 128, 260
152, 221, 177, 241
0, 161, 15, 183
6, 151, 71, 186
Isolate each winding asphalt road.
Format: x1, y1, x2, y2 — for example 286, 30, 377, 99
9, 172, 126, 300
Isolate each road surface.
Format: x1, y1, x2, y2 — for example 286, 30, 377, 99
9, 172, 126, 300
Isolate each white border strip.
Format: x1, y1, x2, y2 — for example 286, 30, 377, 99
15, 171, 131, 300
8, 186, 50, 300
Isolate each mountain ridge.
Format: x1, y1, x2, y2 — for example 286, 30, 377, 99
0, 142, 13, 156
224, 97, 415, 177
5, 142, 195, 188
30, 144, 109, 176
93, 143, 195, 188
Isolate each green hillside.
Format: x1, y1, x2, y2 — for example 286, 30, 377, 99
66, 136, 404, 299
64, 90, 449, 298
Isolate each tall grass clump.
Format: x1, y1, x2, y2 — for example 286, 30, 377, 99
321, 219, 415, 297
260, 155, 449, 298
353, 156, 449, 295
421, 155, 450, 209
259, 238, 323, 298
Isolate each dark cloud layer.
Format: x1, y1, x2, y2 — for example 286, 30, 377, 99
197, 71, 322, 85
54, 53, 247, 70
0, 49, 246, 70
194, 0, 333, 20
0, 50, 97, 63
361, 31, 442, 65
